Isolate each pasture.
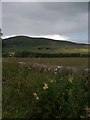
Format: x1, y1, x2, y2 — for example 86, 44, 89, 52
2, 58, 90, 119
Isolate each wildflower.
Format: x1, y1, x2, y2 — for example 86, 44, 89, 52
85, 106, 90, 117
18, 62, 26, 65
55, 71, 57, 74
66, 67, 76, 75
50, 79, 56, 83
55, 68, 58, 71
33, 92, 37, 96
68, 89, 72, 96
57, 66, 60, 69
68, 75, 73, 83
85, 106, 90, 112
33, 92, 39, 100
83, 68, 90, 78
28, 67, 31, 70
43, 83, 48, 90
57, 65, 63, 69
48, 68, 51, 71
80, 116, 85, 118
36, 96, 39, 100
84, 68, 90, 74
50, 80, 54, 83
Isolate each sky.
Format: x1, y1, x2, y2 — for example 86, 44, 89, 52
0, 2, 2, 29
2, 2, 89, 43
1, 0, 90, 2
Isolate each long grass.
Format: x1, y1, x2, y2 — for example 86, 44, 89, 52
2, 58, 90, 119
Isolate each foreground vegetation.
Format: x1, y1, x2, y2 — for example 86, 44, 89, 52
2, 58, 90, 119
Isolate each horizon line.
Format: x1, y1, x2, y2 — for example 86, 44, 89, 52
2, 34, 89, 44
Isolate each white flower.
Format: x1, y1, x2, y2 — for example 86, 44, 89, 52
80, 116, 85, 118
55, 68, 58, 71
43, 83, 48, 90
36, 96, 39, 100
84, 68, 90, 76
33, 92, 37, 96
57, 65, 63, 69
57, 66, 60, 69
85, 106, 90, 117
18, 62, 26, 65
50, 80, 54, 83
48, 68, 51, 71
85, 106, 90, 111
55, 71, 57, 74
33, 92, 39, 100
29, 67, 31, 70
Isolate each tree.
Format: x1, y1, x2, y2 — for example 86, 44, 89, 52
0, 28, 3, 39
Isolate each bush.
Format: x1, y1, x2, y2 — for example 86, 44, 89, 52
13, 51, 90, 58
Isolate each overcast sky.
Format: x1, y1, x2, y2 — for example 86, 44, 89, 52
2, 2, 88, 43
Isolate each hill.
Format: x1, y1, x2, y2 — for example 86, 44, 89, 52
2, 35, 89, 57
2, 35, 88, 47
2, 35, 79, 47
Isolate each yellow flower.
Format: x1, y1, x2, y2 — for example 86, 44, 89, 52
68, 76, 73, 83
43, 83, 48, 90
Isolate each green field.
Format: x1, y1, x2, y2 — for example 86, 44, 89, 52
3, 57, 88, 69
3, 45, 89, 54
2, 58, 90, 119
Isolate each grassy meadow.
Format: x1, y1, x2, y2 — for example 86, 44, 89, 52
2, 57, 90, 119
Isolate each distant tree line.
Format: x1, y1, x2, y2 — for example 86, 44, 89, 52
2, 51, 90, 58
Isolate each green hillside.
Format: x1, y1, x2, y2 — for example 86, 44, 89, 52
2, 36, 89, 54
2, 35, 81, 46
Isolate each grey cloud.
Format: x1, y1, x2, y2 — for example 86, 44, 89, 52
0, 2, 2, 28
2, 2, 88, 42
2, 0, 90, 2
